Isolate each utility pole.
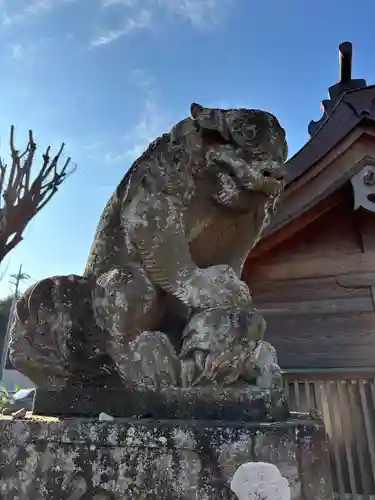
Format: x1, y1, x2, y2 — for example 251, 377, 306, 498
0, 265, 31, 382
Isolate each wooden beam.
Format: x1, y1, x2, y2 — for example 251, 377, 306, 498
248, 252, 375, 281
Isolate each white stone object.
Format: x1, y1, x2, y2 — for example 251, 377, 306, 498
98, 412, 115, 421
231, 462, 291, 500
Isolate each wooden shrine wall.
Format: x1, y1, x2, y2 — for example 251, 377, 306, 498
244, 200, 375, 369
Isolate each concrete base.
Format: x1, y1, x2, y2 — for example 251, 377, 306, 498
0, 415, 333, 500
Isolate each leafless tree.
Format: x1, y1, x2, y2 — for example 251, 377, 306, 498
0, 126, 75, 264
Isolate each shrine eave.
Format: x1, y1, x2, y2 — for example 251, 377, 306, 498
250, 82, 375, 259
285, 84, 375, 186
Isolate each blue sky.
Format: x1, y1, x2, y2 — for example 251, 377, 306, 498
0, 0, 373, 297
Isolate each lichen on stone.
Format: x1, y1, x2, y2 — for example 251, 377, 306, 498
0, 416, 332, 500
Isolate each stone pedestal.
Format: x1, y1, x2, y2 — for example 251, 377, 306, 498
31, 385, 288, 421
0, 415, 333, 500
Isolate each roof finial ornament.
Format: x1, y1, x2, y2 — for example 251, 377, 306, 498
339, 41, 352, 83
308, 41, 367, 137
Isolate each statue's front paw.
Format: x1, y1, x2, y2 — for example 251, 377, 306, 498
192, 349, 252, 387
181, 348, 253, 388
180, 307, 267, 388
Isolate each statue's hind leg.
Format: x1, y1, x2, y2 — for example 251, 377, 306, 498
9, 266, 179, 389
96, 266, 180, 388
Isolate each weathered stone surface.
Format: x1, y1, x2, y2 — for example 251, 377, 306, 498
32, 385, 288, 421
297, 423, 333, 500
9, 103, 287, 395
254, 428, 301, 500
0, 416, 332, 500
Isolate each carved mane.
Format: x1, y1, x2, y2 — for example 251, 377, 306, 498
115, 117, 202, 206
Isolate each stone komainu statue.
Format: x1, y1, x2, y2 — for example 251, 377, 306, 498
9, 103, 287, 390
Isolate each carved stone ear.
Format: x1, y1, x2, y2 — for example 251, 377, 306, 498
190, 103, 204, 118
191, 103, 231, 142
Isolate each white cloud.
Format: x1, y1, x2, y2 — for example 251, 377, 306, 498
80, 70, 174, 169
0, 0, 233, 50
91, 72, 174, 164
130, 68, 156, 91
94, 0, 233, 46
105, 95, 172, 164
160, 0, 232, 27
123, 97, 172, 159
0, 0, 77, 27
23, 0, 55, 17
9, 43, 24, 59
6, 37, 49, 67
102, 0, 133, 6
98, 89, 249, 166
90, 8, 151, 46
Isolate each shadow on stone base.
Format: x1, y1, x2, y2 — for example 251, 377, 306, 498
32, 385, 289, 421
0, 416, 333, 500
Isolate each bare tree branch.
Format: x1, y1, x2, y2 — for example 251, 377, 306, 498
0, 126, 76, 264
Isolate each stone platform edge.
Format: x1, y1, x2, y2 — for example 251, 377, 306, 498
0, 413, 325, 447
32, 385, 288, 420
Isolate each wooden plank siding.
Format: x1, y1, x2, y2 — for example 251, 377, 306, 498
285, 376, 375, 500
244, 201, 375, 369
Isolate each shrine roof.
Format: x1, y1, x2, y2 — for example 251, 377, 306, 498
285, 41, 374, 185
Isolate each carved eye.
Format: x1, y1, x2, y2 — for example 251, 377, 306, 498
231, 120, 257, 143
